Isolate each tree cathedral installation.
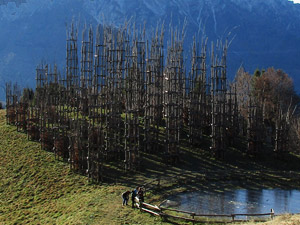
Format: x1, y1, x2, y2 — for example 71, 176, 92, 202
5, 22, 295, 182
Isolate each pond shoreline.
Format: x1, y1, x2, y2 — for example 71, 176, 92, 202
147, 168, 300, 203
160, 189, 300, 215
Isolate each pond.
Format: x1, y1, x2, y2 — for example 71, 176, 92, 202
161, 189, 300, 216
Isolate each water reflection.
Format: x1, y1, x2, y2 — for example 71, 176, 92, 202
161, 189, 300, 215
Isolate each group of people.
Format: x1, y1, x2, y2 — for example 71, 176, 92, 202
122, 186, 144, 208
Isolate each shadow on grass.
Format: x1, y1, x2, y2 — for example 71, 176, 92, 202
98, 133, 300, 206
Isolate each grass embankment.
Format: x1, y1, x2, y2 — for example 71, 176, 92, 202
1, 108, 300, 224
0, 110, 164, 224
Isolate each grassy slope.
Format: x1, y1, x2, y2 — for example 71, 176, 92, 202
0, 110, 165, 225
245, 214, 300, 225
1, 107, 300, 224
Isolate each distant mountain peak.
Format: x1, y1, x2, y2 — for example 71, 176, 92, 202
1, 0, 300, 101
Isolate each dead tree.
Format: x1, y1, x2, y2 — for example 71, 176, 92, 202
6, 82, 19, 125
87, 25, 104, 182
163, 28, 185, 164
27, 103, 40, 141
144, 26, 164, 153
274, 104, 294, 154
247, 97, 264, 155
16, 89, 31, 132
80, 25, 93, 116
210, 41, 228, 158
124, 26, 145, 170
27, 66, 46, 141
66, 23, 79, 111
35, 64, 50, 151
69, 119, 88, 173
51, 71, 71, 160
188, 37, 207, 145
104, 25, 124, 161
225, 83, 239, 147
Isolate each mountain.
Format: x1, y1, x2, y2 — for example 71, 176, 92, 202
0, 0, 300, 101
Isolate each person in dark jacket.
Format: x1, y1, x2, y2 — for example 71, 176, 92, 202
122, 190, 131, 206
138, 187, 144, 203
131, 187, 139, 208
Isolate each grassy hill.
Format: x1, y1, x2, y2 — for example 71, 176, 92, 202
0, 109, 165, 224
1, 108, 300, 224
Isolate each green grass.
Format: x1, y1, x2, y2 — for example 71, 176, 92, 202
0, 110, 165, 225
2, 109, 300, 224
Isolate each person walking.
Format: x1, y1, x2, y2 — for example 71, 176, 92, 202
122, 190, 131, 206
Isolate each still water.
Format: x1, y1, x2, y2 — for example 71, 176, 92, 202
161, 189, 300, 215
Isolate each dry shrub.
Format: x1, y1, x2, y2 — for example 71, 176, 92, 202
40, 130, 54, 151
54, 135, 69, 159
27, 121, 40, 141
7, 108, 16, 124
